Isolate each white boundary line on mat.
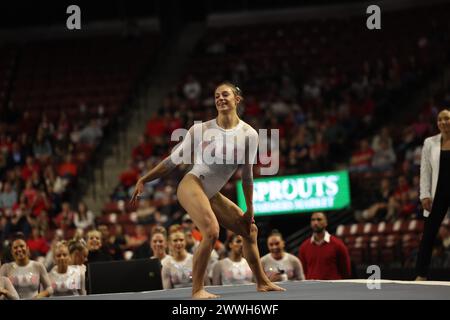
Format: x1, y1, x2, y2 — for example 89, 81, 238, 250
316, 279, 450, 287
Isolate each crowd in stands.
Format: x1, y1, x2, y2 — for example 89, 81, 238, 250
0, 33, 158, 268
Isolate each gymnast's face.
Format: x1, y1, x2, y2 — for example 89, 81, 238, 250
87, 232, 102, 251
55, 245, 71, 269
267, 235, 285, 258
71, 248, 88, 265
437, 110, 450, 133
170, 232, 186, 254
12, 239, 29, 263
151, 233, 167, 255
229, 235, 244, 255
215, 85, 240, 113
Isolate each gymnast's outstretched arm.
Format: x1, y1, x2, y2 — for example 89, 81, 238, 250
130, 125, 197, 204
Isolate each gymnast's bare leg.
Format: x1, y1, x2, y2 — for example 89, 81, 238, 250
210, 192, 285, 292
177, 174, 222, 299
178, 174, 285, 299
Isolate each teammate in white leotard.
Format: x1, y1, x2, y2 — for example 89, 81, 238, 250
48, 241, 86, 296
0, 233, 53, 299
161, 231, 194, 289
261, 230, 305, 282
150, 226, 170, 266
212, 234, 253, 285
131, 82, 284, 299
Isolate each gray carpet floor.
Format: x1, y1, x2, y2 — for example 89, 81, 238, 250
52, 280, 450, 300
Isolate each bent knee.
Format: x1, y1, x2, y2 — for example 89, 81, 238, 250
203, 225, 220, 244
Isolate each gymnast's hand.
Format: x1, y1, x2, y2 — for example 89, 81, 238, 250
130, 178, 145, 205
243, 207, 255, 232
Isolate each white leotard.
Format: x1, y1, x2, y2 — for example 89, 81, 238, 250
0, 261, 53, 299
212, 257, 253, 285
49, 265, 86, 296
169, 119, 258, 199
261, 253, 305, 281
161, 253, 194, 289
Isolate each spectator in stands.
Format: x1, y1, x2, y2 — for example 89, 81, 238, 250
54, 111, 71, 144
57, 154, 78, 178
38, 114, 55, 138
184, 229, 200, 254
428, 238, 450, 269
132, 225, 155, 260
78, 119, 103, 147
355, 178, 392, 222
0, 134, 12, 158
110, 224, 128, 258
19, 133, 33, 158
212, 234, 253, 285
26, 227, 50, 259
146, 111, 167, 137
0, 232, 53, 299
261, 230, 304, 281
7, 142, 26, 168
3, 201, 32, 239
126, 224, 148, 250
386, 175, 411, 221
372, 126, 393, 152
153, 185, 176, 225
43, 164, 68, 197
0, 181, 17, 210
0, 261, 19, 300
33, 129, 53, 163
372, 138, 397, 171
349, 139, 374, 172
48, 241, 86, 296
119, 161, 139, 190
53, 202, 75, 230
21, 156, 40, 181
136, 198, 161, 225
299, 212, 351, 280
132, 135, 153, 161
98, 224, 123, 260
416, 108, 450, 281
161, 231, 194, 289
73, 202, 95, 232
30, 188, 50, 218
86, 229, 112, 264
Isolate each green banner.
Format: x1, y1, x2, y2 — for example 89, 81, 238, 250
237, 171, 351, 216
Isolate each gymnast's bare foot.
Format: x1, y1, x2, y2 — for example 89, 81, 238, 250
257, 281, 286, 292
415, 276, 427, 281
192, 289, 220, 299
